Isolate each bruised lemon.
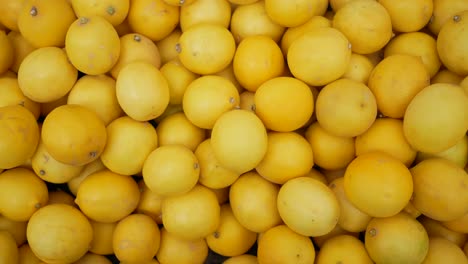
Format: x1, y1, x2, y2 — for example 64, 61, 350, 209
41, 104, 107, 166
178, 23, 236, 75
65, 16, 120, 75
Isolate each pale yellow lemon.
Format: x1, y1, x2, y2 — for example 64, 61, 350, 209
316, 235, 373, 264
155, 28, 181, 65
0, 76, 40, 120
342, 53, 374, 84
416, 135, 468, 168
378, 0, 433, 32
264, 0, 324, 27
180, 0, 231, 31
428, 0, 468, 35
71, 0, 129, 26
160, 59, 199, 105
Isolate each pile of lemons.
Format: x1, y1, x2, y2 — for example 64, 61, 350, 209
0, 0, 468, 263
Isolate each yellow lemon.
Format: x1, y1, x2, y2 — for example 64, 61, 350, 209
67, 74, 123, 125
71, 0, 129, 26
178, 23, 236, 75
156, 227, 208, 264
155, 28, 181, 65
229, 171, 282, 233
101, 116, 158, 176
211, 109, 268, 174
233, 35, 284, 92
89, 220, 117, 255
403, 83, 468, 153
18, 47, 77, 103
342, 53, 374, 84
0, 76, 40, 120
156, 112, 205, 151
230, 1, 285, 43
384, 32, 441, 78
0, 231, 19, 264
278, 177, 340, 237
428, 0, 468, 35
136, 180, 164, 224
411, 158, 468, 221
195, 139, 240, 189
0, 214, 27, 246
162, 184, 220, 240
7, 30, 36, 73
18, 0, 76, 47
287, 27, 351, 86
257, 225, 315, 264
113, 214, 160, 263
264, 0, 323, 27
422, 237, 468, 264
74, 253, 112, 264
26, 204, 93, 264
180, 0, 231, 31
42, 104, 107, 166
127, 0, 179, 41
355, 118, 417, 167
75, 169, 140, 223
378, 0, 433, 32
344, 152, 413, 217
46, 190, 76, 207
160, 59, 199, 105
316, 235, 373, 264
142, 144, 200, 197
0, 105, 39, 169
416, 135, 468, 168
315, 78, 377, 137
110, 33, 161, 79
31, 140, 84, 184
65, 15, 120, 75
182, 75, 239, 129
305, 122, 355, 170
254, 77, 314, 132
256, 132, 314, 184
67, 158, 106, 196
206, 204, 257, 257
116, 61, 170, 121
332, 0, 392, 54
0, 30, 13, 74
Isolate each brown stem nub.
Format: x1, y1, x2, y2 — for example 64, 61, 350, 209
30, 6, 38, 16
